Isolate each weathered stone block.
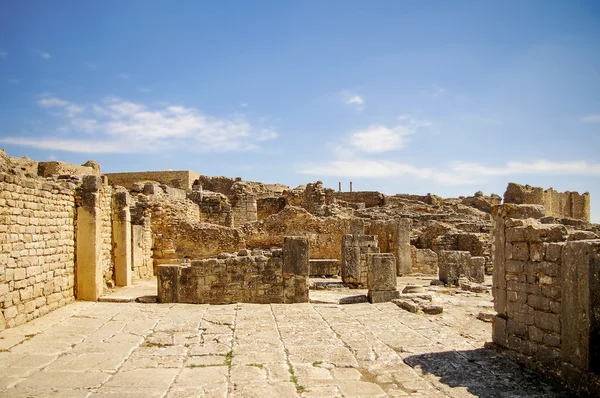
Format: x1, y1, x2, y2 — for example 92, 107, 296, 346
367, 290, 400, 303
157, 264, 179, 303
309, 259, 339, 277
465, 256, 485, 283
282, 236, 309, 276
438, 250, 470, 286
367, 253, 397, 291
492, 315, 508, 347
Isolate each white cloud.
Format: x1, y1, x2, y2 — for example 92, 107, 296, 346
340, 91, 365, 111
347, 125, 413, 153
340, 116, 431, 154
0, 51, 7, 58
297, 158, 600, 185
85, 63, 97, 70
581, 114, 600, 123
0, 96, 278, 153
118, 73, 131, 79
37, 50, 51, 59
8, 79, 19, 84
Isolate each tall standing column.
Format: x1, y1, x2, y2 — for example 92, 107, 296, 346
112, 189, 132, 286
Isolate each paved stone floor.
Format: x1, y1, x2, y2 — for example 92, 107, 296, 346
0, 279, 581, 397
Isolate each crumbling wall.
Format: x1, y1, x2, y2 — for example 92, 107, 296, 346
131, 197, 153, 278
231, 193, 257, 226
157, 237, 309, 304
492, 204, 600, 395
257, 197, 286, 220
0, 152, 78, 329
38, 161, 100, 178
188, 190, 233, 227
504, 182, 590, 222
332, 191, 385, 208
410, 247, 438, 275
242, 206, 355, 259
106, 170, 200, 191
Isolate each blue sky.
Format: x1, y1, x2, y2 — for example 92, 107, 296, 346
1, 1, 599, 221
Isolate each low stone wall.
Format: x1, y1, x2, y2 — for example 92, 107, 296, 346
157, 237, 309, 304
410, 247, 438, 275
106, 170, 200, 191
257, 197, 286, 220
309, 259, 339, 277
438, 250, 484, 285
332, 191, 385, 208
38, 161, 99, 178
492, 204, 600, 395
365, 219, 412, 275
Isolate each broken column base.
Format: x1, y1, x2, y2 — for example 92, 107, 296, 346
368, 290, 400, 303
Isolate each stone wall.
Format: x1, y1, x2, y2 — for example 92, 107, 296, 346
157, 237, 309, 304
257, 197, 286, 220
106, 170, 200, 191
0, 160, 78, 329
188, 190, 233, 227
38, 161, 99, 178
231, 193, 258, 226
242, 206, 356, 260
492, 204, 600, 394
410, 247, 438, 275
99, 183, 114, 286
504, 182, 590, 222
332, 191, 385, 208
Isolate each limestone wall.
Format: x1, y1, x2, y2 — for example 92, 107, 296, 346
0, 170, 78, 329
242, 206, 356, 260
365, 219, 412, 276
257, 197, 286, 220
38, 161, 99, 178
332, 191, 385, 208
492, 204, 600, 394
157, 237, 309, 304
504, 182, 590, 222
231, 194, 257, 226
106, 170, 200, 191
99, 184, 114, 286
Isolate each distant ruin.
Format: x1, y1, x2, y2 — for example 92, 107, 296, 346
0, 148, 598, 394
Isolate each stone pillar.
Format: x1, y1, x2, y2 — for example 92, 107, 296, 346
342, 234, 379, 288
112, 189, 132, 286
349, 181, 353, 192
76, 176, 104, 301
438, 250, 471, 286
367, 253, 399, 303
132, 225, 144, 278
338, 181, 342, 192
283, 236, 309, 303
396, 218, 412, 276
561, 240, 600, 374
157, 264, 179, 303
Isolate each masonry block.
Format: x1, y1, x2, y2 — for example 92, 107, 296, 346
157, 264, 179, 303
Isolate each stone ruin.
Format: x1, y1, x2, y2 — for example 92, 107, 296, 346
1, 147, 599, 394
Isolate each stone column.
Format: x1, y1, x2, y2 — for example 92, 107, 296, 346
112, 189, 132, 286
367, 253, 399, 303
282, 236, 309, 303
396, 218, 412, 276
438, 250, 471, 286
561, 240, 600, 374
76, 176, 104, 301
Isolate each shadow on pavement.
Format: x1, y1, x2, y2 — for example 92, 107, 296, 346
404, 348, 582, 398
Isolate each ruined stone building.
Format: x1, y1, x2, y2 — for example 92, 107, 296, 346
1, 148, 599, 394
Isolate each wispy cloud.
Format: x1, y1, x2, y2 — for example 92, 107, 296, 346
118, 73, 131, 79
581, 114, 600, 124
297, 159, 600, 185
0, 96, 279, 153
8, 79, 19, 84
0, 51, 7, 58
340, 91, 365, 111
85, 63, 97, 70
37, 50, 51, 59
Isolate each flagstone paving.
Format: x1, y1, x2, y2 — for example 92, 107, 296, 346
0, 283, 581, 397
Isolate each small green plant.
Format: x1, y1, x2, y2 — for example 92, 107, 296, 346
225, 351, 233, 369
312, 361, 322, 367
248, 363, 264, 369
